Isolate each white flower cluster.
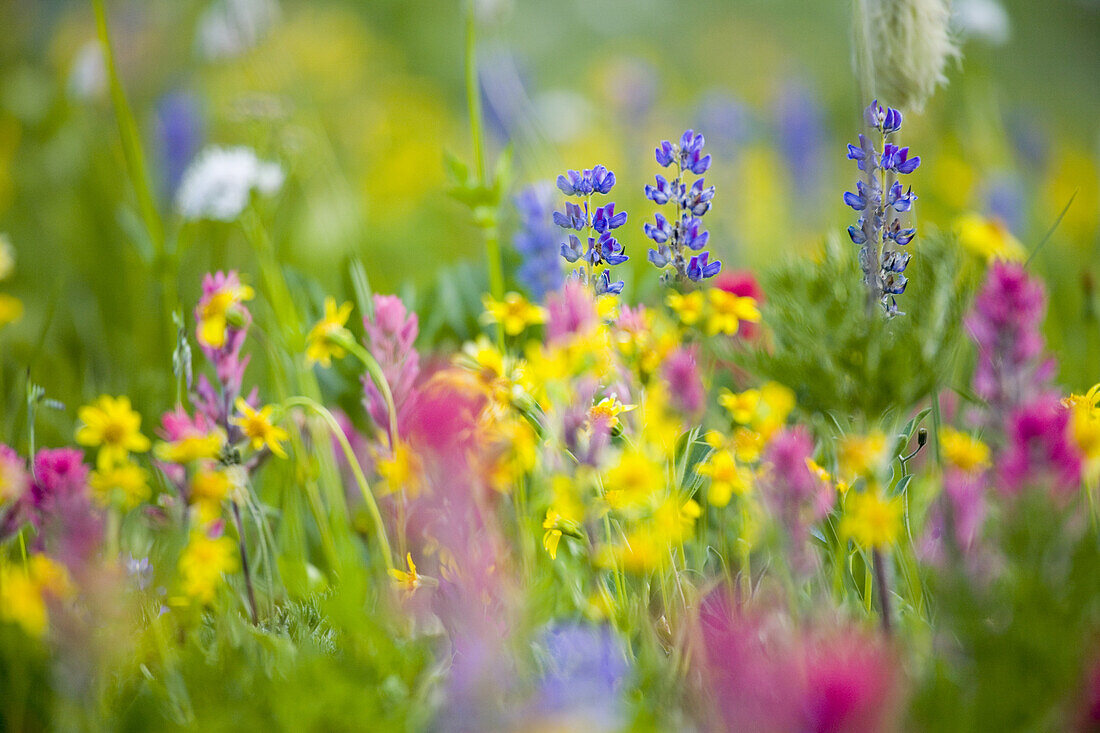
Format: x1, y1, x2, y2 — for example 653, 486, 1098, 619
176, 146, 285, 222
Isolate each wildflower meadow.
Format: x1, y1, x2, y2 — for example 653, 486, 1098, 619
2, 0, 1100, 730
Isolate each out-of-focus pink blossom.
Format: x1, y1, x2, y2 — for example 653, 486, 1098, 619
546, 281, 598, 344
697, 593, 901, 732
363, 294, 421, 437
761, 428, 834, 570
998, 397, 1082, 498
662, 345, 705, 418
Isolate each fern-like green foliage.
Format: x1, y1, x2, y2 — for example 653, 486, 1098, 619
746, 230, 975, 421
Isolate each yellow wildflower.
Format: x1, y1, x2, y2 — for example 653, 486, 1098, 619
0, 294, 22, 326
306, 297, 354, 367
939, 427, 991, 473
757, 382, 796, 438
542, 509, 564, 559
0, 556, 73, 638
197, 279, 254, 348
731, 427, 764, 464
837, 431, 887, 480
231, 398, 289, 459
604, 450, 665, 511
698, 450, 752, 507
75, 395, 151, 468
956, 212, 1027, 262
707, 290, 760, 336
666, 291, 705, 327
840, 490, 903, 550
179, 531, 237, 605
388, 553, 422, 593
90, 461, 151, 510
481, 292, 547, 336
589, 395, 636, 430
190, 467, 232, 522
464, 335, 505, 381
1066, 385, 1100, 469
155, 430, 225, 464
719, 388, 761, 425
377, 441, 423, 498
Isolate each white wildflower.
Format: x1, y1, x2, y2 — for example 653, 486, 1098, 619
68, 40, 106, 101
953, 0, 1011, 46
176, 146, 285, 222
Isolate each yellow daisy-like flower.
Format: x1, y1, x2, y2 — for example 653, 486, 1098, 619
589, 395, 636, 430
0, 293, 22, 326
542, 509, 564, 560
197, 281, 255, 349
481, 292, 547, 336
0, 555, 73, 638
706, 290, 760, 336
376, 441, 423, 498
698, 449, 752, 507
231, 399, 289, 459
605, 450, 665, 511
89, 461, 151, 510
179, 531, 237, 605
666, 290, 705, 327
731, 427, 764, 464
388, 552, 421, 593
719, 388, 761, 425
837, 431, 887, 480
190, 467, 232, 522
306, 297, 354, 367
939, 427, 991, 473
155, 430, 225, 465
956, 212, 1026, 263
75, 395, 151, 469
840, 490, 903, 550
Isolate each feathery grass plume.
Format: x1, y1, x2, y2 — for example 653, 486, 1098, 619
856, 0, 959, 111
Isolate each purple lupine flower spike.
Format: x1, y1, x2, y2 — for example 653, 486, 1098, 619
846, 101, 920, 316
553, 164, 629, 296
644, 130, 722, 284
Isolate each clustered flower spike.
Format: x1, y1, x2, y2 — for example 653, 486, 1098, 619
513, 184, 564, 300
644, 130, 721, 284
555, 165, 628, 296
845, 101, 920, 316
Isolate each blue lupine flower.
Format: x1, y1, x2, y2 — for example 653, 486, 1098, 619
532, 623, 628, 729
156, 91, 204, 199
845, 100, 920, 317
592, 202, 627, 233
644, 130, 722, 284
687, 252, 721, 281
554, 165, 629, 295
513, 184, 564, 300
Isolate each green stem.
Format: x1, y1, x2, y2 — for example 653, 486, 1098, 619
340, 336, 399, 450
282, 397, 396, 573
464, 0, 506, 342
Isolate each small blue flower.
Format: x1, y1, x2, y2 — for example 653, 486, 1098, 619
593, 202, 627, 233
846, 134, 878, 172
644, 174, 674, 205
681, 217, 710, 251
881, 144, 921, 174
864, 99, 903, 134
655, 141, 675, 167
560, 234, 585, 263
553, 201, 589, 231
594, 269, 625, 295
681, 178, 715, 217
643, 213, 672, 244
687, 251, 721, 281
678, 129, 712, 174
647, 245, 671, 268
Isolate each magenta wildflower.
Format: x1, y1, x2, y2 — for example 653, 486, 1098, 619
760, 428, 834, 573
546, 281, 598, 345
966, 261, 1055, 426
30, 448, 90, 516
362, 294, 421, 437
998, 396, 1082, 498
193, 271, 254, 429
662, 345, 705, 418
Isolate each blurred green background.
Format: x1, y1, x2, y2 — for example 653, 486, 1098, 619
0, 0, 1097, 445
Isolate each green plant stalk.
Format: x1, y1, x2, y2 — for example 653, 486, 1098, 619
231, 501, 260, 625
464, 0, 506, 341
282, 396, 396, 573
91, 0, 175, 330
339, 336, 400, 451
